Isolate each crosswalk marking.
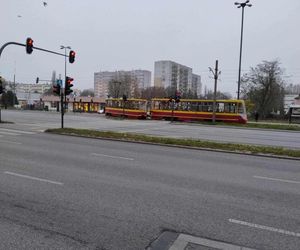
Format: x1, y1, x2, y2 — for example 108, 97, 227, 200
0, 128, 37, 139
0, 128, 36, 134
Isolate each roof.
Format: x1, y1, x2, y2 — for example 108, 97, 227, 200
41, 95, 106, 103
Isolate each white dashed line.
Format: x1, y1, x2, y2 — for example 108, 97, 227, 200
91, 153, 134, 161
253, 175, 300, 184
4, 171, 63, 185
229, 219, 300, 237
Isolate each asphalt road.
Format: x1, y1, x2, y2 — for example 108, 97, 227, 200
1, 110, 300, 149
0, 127, 299, 249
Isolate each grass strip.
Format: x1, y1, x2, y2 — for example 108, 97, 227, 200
46, 128, 300, 158
179, 121, 300, 131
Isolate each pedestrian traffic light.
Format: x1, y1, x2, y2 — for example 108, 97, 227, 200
26, 37, 33, 54
65, 76, 74, 95
69, 50, 75, 63
52, 83, 61, 95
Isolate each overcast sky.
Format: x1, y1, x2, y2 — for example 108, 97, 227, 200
1, 0, 300, 96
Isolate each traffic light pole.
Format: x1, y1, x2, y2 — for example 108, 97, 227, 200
0, 42, 67, 59
0, 41, 70, 128
61, 91, 64, 129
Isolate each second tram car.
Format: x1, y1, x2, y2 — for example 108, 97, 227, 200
150, 98, 247, 123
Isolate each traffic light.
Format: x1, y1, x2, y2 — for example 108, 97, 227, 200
65, 76, 74, 95
26, 37, 33, 54
69, 50, 75, 63
0, 76, 3, 94
53, 83, 61, 95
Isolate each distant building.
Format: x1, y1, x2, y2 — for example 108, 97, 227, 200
192, 74, 202, 97
284, 94, 300, 114
154, 60, 201, 97
13, 83, 51, 94
94, 70, 151, 98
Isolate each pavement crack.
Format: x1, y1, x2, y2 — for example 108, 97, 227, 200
0, 215, 89, 246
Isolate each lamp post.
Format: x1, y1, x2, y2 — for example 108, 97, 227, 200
60, 45, 71, 128
235, 0, 252, 100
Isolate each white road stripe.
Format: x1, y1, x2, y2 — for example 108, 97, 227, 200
0, 140, 22, 145
4, 171, 63, 185
0, 131, 19, 136
0, 128, 36, 134
253, 175, 300, 184
91, 153, 134, 161
229, 219, 300, 237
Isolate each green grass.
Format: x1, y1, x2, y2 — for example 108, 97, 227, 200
46, 128, 300, 158
179, 121, 300, 131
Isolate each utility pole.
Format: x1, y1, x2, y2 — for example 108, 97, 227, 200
209, 60, 221, 124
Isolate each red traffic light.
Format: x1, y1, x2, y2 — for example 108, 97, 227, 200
26, 37, 33, 54
65, 76, 74, 95
69, 50, 75, 63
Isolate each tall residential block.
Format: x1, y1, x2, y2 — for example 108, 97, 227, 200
94, 70, 151, 98
154, 60, 201, 97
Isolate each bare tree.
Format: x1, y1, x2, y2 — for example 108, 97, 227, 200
108, 73, 133, 98
241, 60, 285, 118
141, 86, 166, 99
80, 89, 94, 97
202, 90, 232, 100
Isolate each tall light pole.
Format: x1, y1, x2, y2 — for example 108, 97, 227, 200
60, 45, 71, 128
235, 0, 252, 100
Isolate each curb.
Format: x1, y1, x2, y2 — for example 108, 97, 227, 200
46, 131, 300, 161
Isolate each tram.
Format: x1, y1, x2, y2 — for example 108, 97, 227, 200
150, 98, 247, 124
105, 98, 148, 119
105, 98, 248, 123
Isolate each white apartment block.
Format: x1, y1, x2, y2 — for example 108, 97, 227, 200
192, 74, 202, 97
12, 83, 52, 94
154, 60, 201, 97
94, 70, 151, 98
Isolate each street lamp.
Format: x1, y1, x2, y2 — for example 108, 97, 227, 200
235, 0, 252, 100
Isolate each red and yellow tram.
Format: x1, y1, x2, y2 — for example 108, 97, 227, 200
105, 98, 148, 119
105, 98, 247, 123
150, 98, 247, 124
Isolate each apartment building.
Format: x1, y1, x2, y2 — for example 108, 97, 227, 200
154, 60, 201, 97
94, 70, 151, 98
10, 83, 52, 94
192, 74, 202, 97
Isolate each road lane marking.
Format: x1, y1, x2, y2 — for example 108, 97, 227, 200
0, 128, 36, 134
4, 171, 63, 185
0, 131, 19, 136
91, 153, 134, 161
229, 219, 300, 238
0, 140, 22, 145
253, 175, 300, 184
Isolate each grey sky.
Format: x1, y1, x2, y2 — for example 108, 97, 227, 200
1, 0, 300, 96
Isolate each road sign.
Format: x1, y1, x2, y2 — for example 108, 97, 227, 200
56, 79, 63, 86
